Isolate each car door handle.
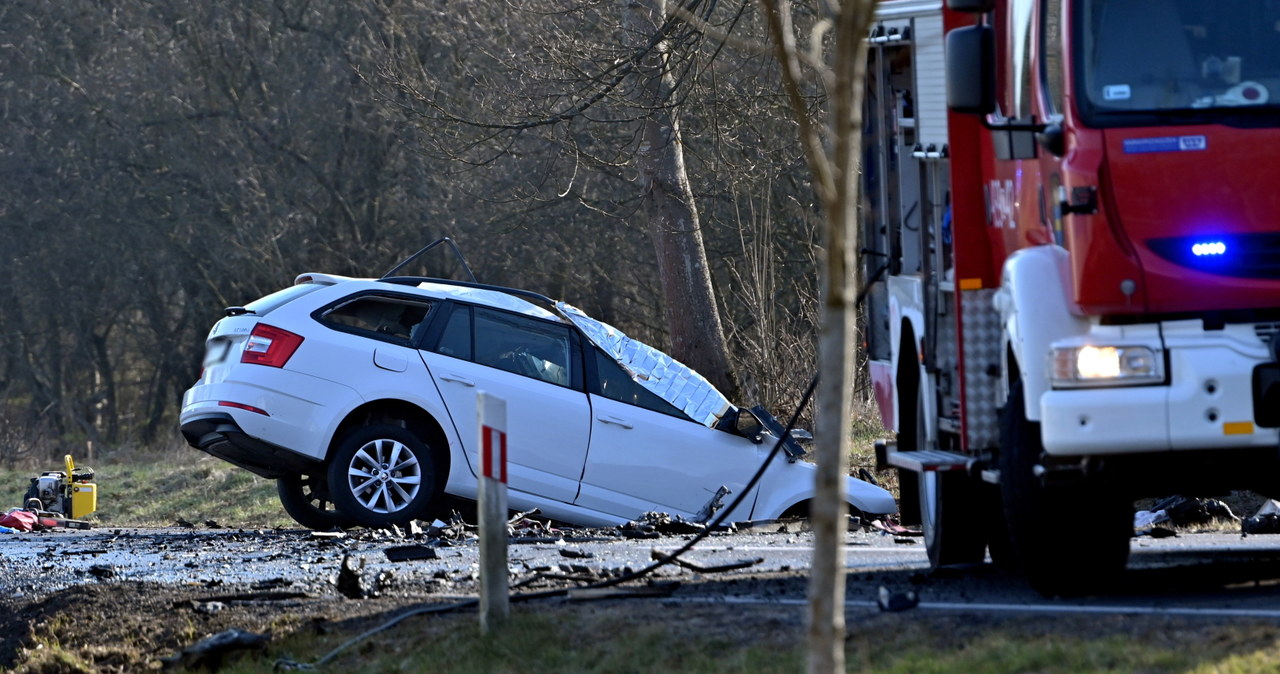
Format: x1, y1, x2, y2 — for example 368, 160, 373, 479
439, 374, 475, 387
597, 415, 634, 429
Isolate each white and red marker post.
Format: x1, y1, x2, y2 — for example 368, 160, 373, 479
477, 392, 509, 632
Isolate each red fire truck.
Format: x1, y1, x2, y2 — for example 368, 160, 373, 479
865, 0, 1280, 594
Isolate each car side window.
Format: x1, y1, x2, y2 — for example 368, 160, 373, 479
433, 305, 473, 360
320, 295, 433, 346
592, 349, 689, 420
467, 307, 574, 387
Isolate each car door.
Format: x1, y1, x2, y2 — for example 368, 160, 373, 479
575, 349, 763, 520
418, 303, 590, 504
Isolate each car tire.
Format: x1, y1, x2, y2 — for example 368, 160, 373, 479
327, 423, 438, 528
277, 473, 351, 530
1000, 379, 1131, 596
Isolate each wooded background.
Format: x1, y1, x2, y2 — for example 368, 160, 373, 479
0, 0, 847, 460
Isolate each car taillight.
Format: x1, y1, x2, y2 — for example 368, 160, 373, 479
218, 401, 270, 416
241, 323, 304, 368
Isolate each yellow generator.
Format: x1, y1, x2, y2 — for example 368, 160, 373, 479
25, 455, 97, 520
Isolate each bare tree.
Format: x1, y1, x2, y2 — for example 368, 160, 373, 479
371, 0, 747, 398
757, 0, 878, 671
0, 0, 833, 455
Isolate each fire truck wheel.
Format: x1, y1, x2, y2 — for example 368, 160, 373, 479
999, 379, 1131, 596
982, 484, 1015, 570
277, 473, 354, 531
920, 470, 987, 567
895, 378, 926, 526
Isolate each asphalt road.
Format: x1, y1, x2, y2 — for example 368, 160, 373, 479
4, 524, 1280, 618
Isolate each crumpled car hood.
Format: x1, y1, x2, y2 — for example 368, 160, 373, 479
557, 302, 732, 428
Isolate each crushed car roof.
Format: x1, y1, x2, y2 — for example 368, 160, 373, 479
557, 302, 732, 428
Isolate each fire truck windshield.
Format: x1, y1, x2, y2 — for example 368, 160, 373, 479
1082, 0, 1280, 116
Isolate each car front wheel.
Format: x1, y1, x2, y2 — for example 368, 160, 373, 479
327, 424, 437, 528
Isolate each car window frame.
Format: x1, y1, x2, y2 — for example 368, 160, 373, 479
311, 291, 437, 349
584, 346, 696, 424
423, 300, 586, 392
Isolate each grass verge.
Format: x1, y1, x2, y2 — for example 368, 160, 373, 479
209, 603, 1280, 674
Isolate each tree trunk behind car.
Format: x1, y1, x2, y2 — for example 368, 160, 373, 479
623, 0, 740, 402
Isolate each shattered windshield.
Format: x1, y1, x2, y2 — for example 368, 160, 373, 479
1083, 0, 1280, 113
556, 302, 733, 428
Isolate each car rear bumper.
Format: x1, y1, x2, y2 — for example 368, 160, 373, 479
181, 413, 320, 478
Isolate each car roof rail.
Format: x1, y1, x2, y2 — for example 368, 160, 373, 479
378, 276, 560, 314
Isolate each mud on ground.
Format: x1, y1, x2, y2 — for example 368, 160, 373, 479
5, 518, 1280, 672
0, 520, 816, 672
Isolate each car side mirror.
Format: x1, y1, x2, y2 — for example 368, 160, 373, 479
946, 25, 995, 115
750, 405, 808, 460
728, 408, 766, 443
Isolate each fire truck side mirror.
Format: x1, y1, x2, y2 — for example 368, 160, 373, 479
946, 25, 995, 115
946, 0, 995, 12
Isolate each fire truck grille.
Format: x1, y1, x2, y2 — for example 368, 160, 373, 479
1148, 234, 1280, 279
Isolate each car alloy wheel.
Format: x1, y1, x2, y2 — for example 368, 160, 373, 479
328, 423, 437, 528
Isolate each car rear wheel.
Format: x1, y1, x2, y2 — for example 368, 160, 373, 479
276, 473, 352, 530
327, 424, 437, 528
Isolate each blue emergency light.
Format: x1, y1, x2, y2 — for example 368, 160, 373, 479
1191, 241, 1227, 256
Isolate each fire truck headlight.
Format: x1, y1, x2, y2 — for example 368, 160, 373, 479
1050, 345, 1164, 388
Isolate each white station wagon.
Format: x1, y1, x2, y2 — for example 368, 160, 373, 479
180, 256, 895, 529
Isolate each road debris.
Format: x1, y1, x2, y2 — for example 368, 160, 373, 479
1243, 500, 1280, 534
876, 585, 920, 612
1135, 495, 1239, 536
385, 545, 439, 562
193, 600, 227, 615
649, 550, 765, 574
336, 554, 371, 599
558, 547, 595, 559
872, 518, 922, 537
694, 486, 731, 523
87, 564, 116, 579
626, 512, 706, 536
162, 628, 269, 671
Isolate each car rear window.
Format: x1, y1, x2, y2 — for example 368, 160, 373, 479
245, 283, 326, 316
319, 294, 434, 346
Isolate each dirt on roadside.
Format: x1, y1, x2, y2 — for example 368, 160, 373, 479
0, 581, 400, 672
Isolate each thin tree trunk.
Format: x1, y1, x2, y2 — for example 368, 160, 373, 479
623, 0, 739, 401
759, 0, 876, 671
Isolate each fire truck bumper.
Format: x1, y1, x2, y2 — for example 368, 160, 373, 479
1040, 321, 1280, 455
